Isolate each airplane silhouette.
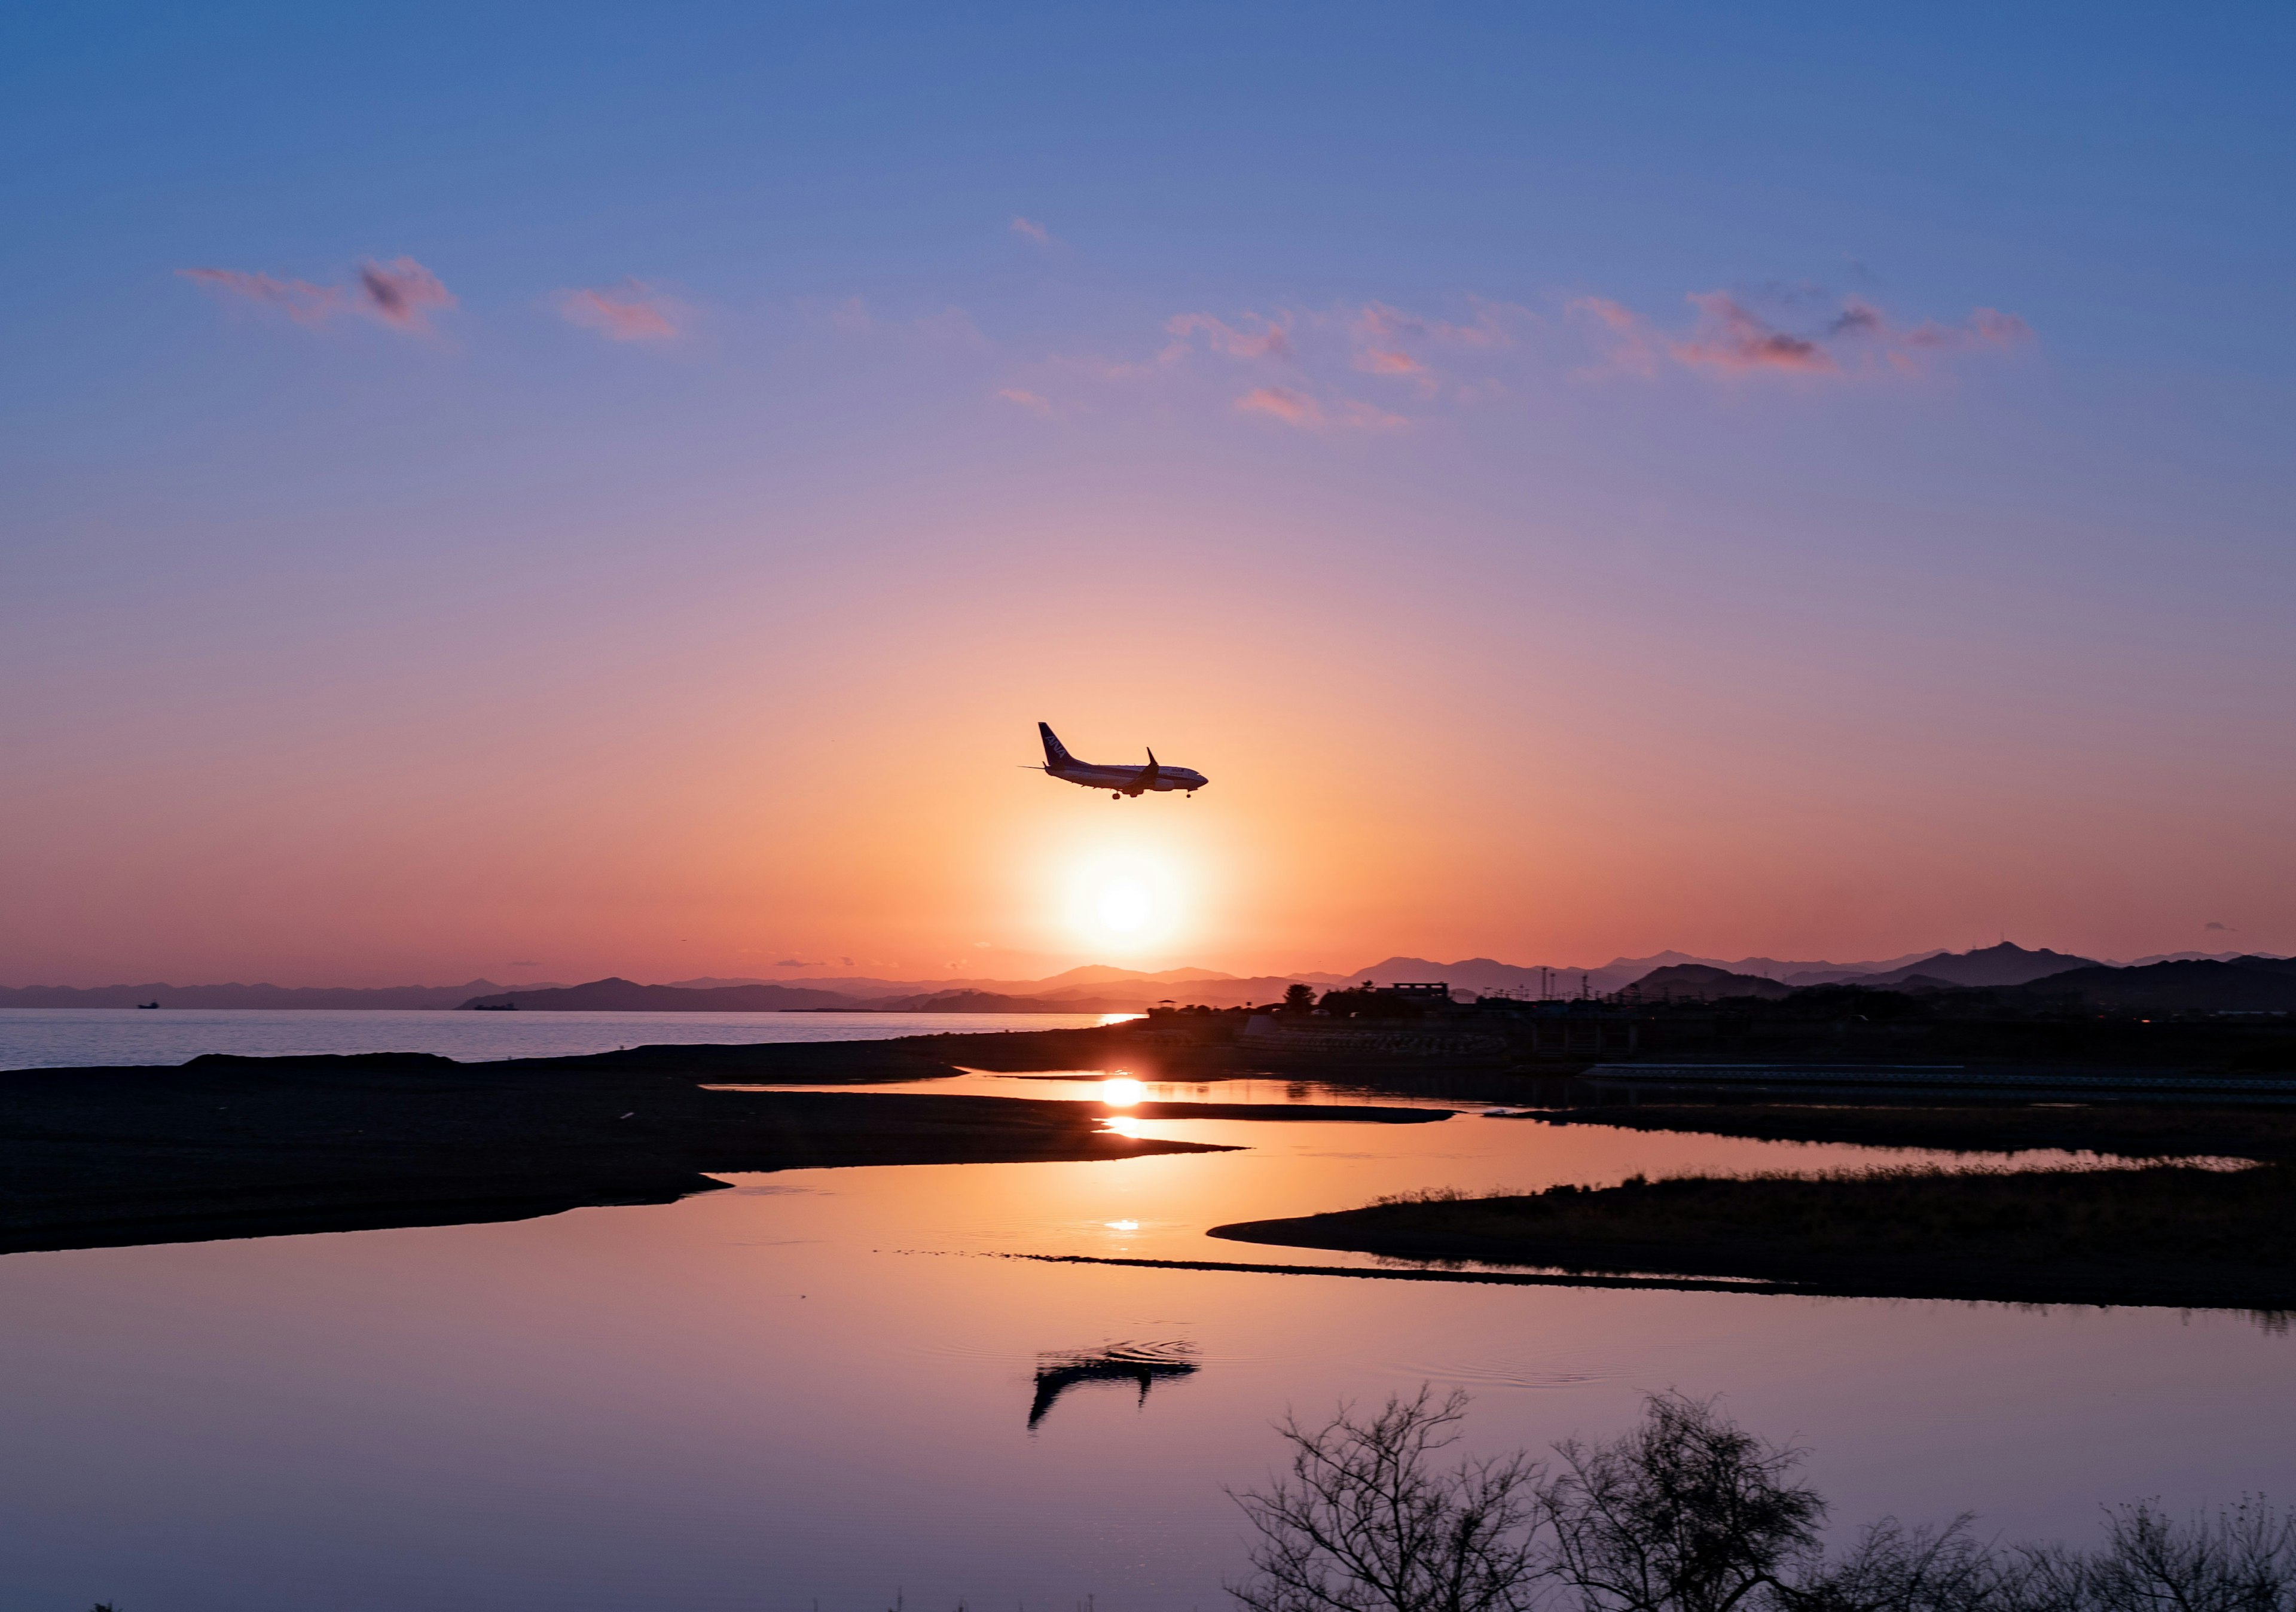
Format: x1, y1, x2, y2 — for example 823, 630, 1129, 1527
1033, 722, 1208, 799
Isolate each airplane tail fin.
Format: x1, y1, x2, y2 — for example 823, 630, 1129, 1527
1038, 722, 1074, 768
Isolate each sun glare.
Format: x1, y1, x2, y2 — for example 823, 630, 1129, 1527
1061, 851, 1187, 953
1097, 880, 1152, 932
1101, 1077, 1145, 1107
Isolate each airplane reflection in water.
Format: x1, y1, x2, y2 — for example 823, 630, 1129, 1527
1027, 1342, 1199, 1430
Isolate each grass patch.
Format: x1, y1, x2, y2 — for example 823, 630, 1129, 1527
1212, 1163, 2296, 1309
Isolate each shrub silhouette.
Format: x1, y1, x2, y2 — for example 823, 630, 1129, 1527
1229, 1390, 2294, 1612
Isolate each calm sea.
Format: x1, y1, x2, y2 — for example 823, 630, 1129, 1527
0, 1037, 2287, 1610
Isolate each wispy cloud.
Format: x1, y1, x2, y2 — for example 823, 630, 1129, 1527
1010, 215, 1054, 246
1573, 288, 2034, 380
1349, 300, 1519, 364
1672, 291, 1834, 373
1013, 297, 1516, 429
993, 387, 1055, 417
1567, 297, 1659, 377
1234, 386, 1406, 432
356, 258, 454, 331
1165, 312, 1293, 362
1007, 280, 2022, 429
555, 279, 682, 341
177, 268, 344, 326
1890, 305, 2033, 353
1234, 386, 1318, 426
181, 256, 456, 335
1355, 346, 1427, 375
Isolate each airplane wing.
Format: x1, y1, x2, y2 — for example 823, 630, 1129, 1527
1138, 749, 1160, 791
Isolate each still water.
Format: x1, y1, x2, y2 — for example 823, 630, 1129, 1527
0, 1051, 2289, 1610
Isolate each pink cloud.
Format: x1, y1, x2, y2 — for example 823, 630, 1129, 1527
177, 268, 346, 326
993, 387, 1054, 416
355, 258, 454, 331
180, 257, 454, 335
1567, 296, 1660, 377
1351, 300, 1518, 356
1575, 288, 2033, 381
1236, 386, 1321, 426
1342, 300, 1527, 393
1357, 346, 1427, 375
1165, 312, 1292, 362
1338, 398, 1410, 430
1010, 216, 1052, 245
555, 280, 682, 341
1233, 387, 1406, 432
1671, 292, 1835, 373
1897, 306, 2034, 351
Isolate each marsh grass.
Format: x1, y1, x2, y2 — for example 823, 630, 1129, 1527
1216, 1162, 2296, 1306
1366, 1164, 2296, 1266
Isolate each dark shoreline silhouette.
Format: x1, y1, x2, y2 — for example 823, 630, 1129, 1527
1208, 1164, 2296, 1311
0, 1033, 1128, 1256
0, 1026, 1445, 1257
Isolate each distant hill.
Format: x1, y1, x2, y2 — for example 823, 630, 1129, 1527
1031, 964, 1240, 987
1625, 964, 1796, 1002
1886, 973, 1971, 993
458, 978, 857, 1012
0, 979, 563, 1010
1854, 943, 2102, 989
28, 944, 2239, 1015
761, 965, 1343, 1009
2008, 957, 2296, 1014
875, 989, 1148, 1013
1339, 956, 1645, 996
1339, 951, 1946, 997
1021, 975, 1312, 1009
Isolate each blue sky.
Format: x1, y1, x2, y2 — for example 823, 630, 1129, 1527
4, 2, 2294, 982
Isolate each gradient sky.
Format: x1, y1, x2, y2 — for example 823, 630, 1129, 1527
4, 2, 2292, 986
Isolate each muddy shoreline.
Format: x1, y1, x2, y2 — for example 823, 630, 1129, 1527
0, 1028, 1410, 1257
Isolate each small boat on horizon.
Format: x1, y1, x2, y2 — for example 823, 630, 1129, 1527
137, 1002, 160, 1009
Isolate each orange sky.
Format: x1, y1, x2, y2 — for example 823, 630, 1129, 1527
8, 471, 2289, 987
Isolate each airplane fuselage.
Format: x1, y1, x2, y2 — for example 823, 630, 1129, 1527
1036, 722, 1207, 796
1049, 760, 1207, 795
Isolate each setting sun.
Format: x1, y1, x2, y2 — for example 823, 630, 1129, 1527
1061, 850, 1188, 954
1097, 880, 1152, 933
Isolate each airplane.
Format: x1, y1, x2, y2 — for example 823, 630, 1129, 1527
1034, 722, 1208, 799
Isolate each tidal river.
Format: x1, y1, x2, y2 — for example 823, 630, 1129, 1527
0, 1019, 2287, 1610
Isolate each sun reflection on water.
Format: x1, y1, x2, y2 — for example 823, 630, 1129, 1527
1100, 1077, 1145, 1107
